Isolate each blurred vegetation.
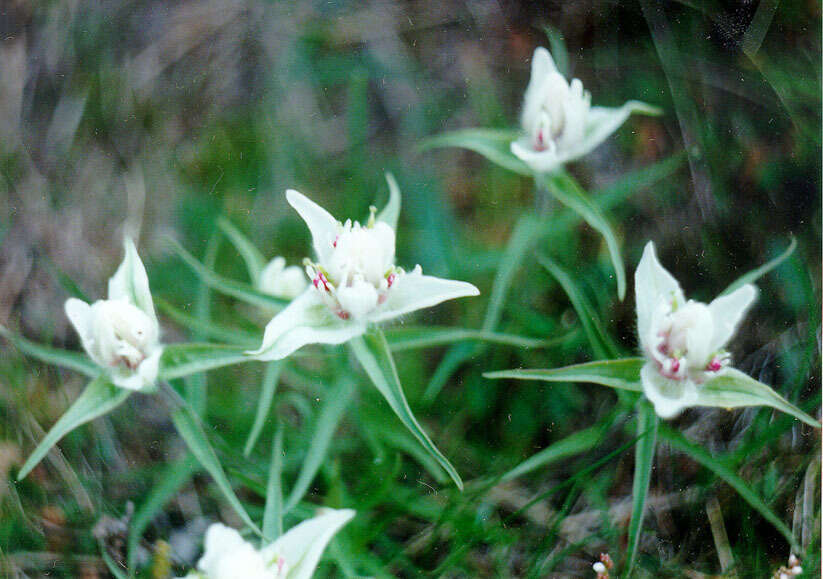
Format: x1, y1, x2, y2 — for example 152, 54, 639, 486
0, 0, 819, 577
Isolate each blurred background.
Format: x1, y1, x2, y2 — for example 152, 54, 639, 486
0, 0, 820, 577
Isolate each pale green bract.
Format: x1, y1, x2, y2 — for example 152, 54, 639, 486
179, 509, 355, 579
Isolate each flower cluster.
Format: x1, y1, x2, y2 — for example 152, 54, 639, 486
258, 256, 307, 300
635, 242, 757, 418
65, 239, 163, 391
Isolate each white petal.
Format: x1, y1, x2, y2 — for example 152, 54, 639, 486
65, 298, 95, 356
286, 189, 339, 264
370, 269, 480, 324
261, 508, 355, 579
376, 172, 401, 230
564, 100, 660, 162
510, 138, 564, 174
635, 242, 684, 349
640, 362, 698, 419
108, 238, 157, 324
530, 46, 558, 80
336, 279, 379, 320
708, 284, 757, 353
682, 302, 714, 369
197, 524, 248, 571
247, 289, 366, 360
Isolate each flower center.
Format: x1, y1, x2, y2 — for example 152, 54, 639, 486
92, 300, 156, 370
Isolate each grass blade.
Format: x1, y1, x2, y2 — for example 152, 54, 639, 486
385, 325, 563, 352
171, 403, 261, 535
218, 217, 267, 283
721, 237, 796, 296
244, 361, 283, 457
284, 377, 354, 512
18, 376, 130, 480
657, 422, 799, 550
127, 454, 199, 570
350, 330, 463, 489
538, 255, 619, 359
262, 427, 284, 542
419, 128, 531, 176
625, 400, 658, 575
155, 297, 258, 347
167, 237, 286, 311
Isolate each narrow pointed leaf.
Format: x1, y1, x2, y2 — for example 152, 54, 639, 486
543, 172, 626, 300
167, 238, 287, 311
626, 400, 658, 575
127, 455, 199, 569
420, 128, 531, 176
159, 343, 255, 381
538, 255, 619, 359
500, 423, 607, 483
18, 376, 130, 480
721, 237, 796, 296
484, 358, 644, 392
244, 361, 283, 457
350, 330, 463, 489
262, 427, 284, 542
218, 217, 267, 283
697, 368, 820, 427
658, 423, 799, 550
284, 378, 355, 512
1, 325, 98, 377
384, 325, 566, 352
155, 298, 258, 347
171, 404, 261, 535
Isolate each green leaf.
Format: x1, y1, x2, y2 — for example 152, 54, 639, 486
0, 325, 99, 378
244, 361, 283, 457
484, 358, 644, 392
156, 298, 258, 347
625, 400, 658, 575
263, 427, 284, 542
350, 330, 463, 489
384, 325, 567, 352
284, 377, 355, 512
697, 368, 820, 427
721, 237, 796, 296
543, 172, 626, 300
127, 455, 199, 570
167, 237, 287, 311
159, 343, 256, 381
171, 403, 261, 535
218, 217, 267, 283
537, 255, 620, 359
500, 424, 607, 483
657, 422, 799, 550
18, 376, 130, 480
543, 25, 569, 77
419, 128, 531, 176
101, 549, 129, 579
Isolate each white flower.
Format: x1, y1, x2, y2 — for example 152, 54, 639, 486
511, 47, 659, 174
64, 238, 163, 391
257, 257, 308, 300
635, 241, 757, 418
182, 508, 355, 579
248, 174, 479, 361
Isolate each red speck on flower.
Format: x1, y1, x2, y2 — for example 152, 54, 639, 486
670, 359, 680, 373
337, 310, 350, 320
386, 273, 396, 288
535, 130, 546, 151
333, 236, 338, 248
313, 272, 331, 292
707, 357, 723, 372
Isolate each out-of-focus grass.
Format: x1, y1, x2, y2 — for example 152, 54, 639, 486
0, 1, 819, 577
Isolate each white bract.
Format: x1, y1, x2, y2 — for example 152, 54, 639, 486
635, 241, 757, 418
65, 239, 162, 391
511, 47, 659, 174
248, 175, 479, 361
181, 508, 354, 579
257, 256, 307, 300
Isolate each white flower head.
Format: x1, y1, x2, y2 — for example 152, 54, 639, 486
511, 47, 660, 174
248, 174, 480, 361
64, 238, 162, 391
258, 256, 308, 300
183, 508, 355, 579
635, 241, 757, 418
